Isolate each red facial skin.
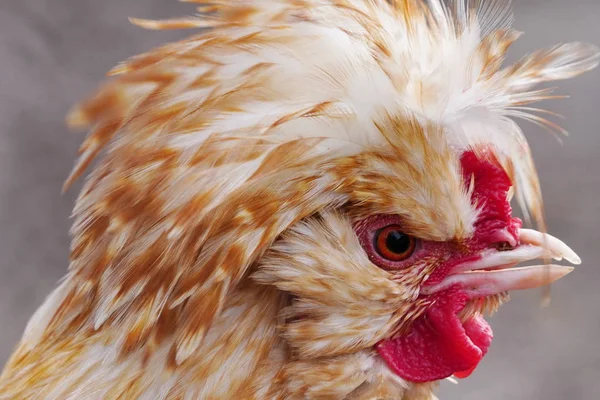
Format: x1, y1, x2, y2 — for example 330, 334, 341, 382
356, 150, 522, 383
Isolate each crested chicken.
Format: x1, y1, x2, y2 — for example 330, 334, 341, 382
1, 0, 598, 399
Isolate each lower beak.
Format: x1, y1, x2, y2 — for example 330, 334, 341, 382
422, 229, 581, 297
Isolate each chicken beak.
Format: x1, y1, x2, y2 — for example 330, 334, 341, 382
421, 229, 581, 297
427, 264, 574, 297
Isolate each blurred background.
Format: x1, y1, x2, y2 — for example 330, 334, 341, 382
0, 1, 598, 398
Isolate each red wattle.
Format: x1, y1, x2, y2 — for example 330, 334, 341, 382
454, 316, 493, 378
453, 365, 477, 379
376, 287, 493, 383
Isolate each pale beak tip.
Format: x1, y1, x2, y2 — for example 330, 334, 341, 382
552, 265, 575, 281
564, 266, 575, 274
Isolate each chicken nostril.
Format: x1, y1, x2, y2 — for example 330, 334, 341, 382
487, 227, 519, 249
494, 241, 514, 252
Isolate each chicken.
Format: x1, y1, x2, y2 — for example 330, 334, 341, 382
0, 0, 597, 399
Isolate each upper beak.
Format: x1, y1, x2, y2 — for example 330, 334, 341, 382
422, 229, 581, 297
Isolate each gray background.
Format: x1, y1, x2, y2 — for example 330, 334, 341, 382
0, 1, 598, 399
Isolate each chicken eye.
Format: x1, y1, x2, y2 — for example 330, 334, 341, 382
374, 225, 416, 261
